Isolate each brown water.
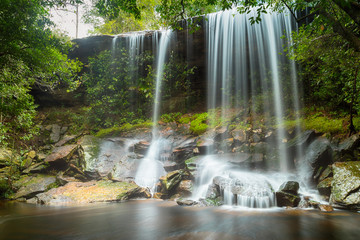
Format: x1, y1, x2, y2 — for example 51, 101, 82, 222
1, 200, 360, 240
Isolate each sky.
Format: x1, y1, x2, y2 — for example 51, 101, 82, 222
50, 0, 94, 39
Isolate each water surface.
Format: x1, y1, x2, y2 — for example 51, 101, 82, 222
1, 200, 360, 240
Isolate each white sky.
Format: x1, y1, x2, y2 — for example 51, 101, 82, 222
50, 0, 94, 39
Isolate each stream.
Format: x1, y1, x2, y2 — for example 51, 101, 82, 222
1, 200, 360, 240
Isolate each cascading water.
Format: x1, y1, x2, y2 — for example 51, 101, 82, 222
194, 8, 304, 208
134, 30, 173, 194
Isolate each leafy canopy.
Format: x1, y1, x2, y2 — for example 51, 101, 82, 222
0, 0, 82, 146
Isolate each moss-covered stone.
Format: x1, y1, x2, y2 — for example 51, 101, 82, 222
330, 161, 360, 209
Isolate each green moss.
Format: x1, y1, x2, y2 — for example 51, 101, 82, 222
190, 113, 208, 135
160, 112, 182, 123
178, 116, 191, 124
46, 181, 60, 191
95, 121, 153, 137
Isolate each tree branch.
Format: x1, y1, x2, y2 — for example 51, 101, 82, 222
319, 8, 360, 52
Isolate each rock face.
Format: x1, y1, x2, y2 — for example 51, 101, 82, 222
330, 161, 360, 210
302, 138, 333, 182
275, 181, 301, 207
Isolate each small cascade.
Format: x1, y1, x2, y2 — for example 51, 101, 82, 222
134, 30, 173, 194
192, 156, 278, 208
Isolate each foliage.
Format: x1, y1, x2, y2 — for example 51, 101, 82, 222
291, 17, 360, 115
160, 112, 182, 123
84, 49, 154, 127
190, 113, 208, 135
0, 0, 82, 146
162, 51, 197, 99
88, 0, 160, 34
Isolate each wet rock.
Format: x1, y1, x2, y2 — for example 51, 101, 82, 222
286, 130, 317, 150
214, 127, 231, 142
275, 191, 300, 207
163, 161, 179, 171
317, 177, 332, 197
278, 181, 299, 195
49, 124, 62, 143
276, 181, 300, 207
318, 204, 334, 212
231, 129, 247, 143
302, 137, 333, 182
132, 141, 150, 155
175, 180, 193, 196
330, 161, 360, 210
159, 170, 184, 193
172, 140, 196, 164
117, 187, 151, 200
108, 156, 138, 181
13, 174, 57, 199
176, 199, 196, 206
196, 137, 215, 154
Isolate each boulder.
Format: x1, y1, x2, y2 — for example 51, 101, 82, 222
159, 170, 184, 193
276, 181, 300, 207
302, 137, 333, 182
13, 174, 57, 199
278, 181, 299, 195
318, 204, 333, 212
49, 124, 62, 143
32, 180, 148, 205
333, 133, 360, 162
286, 130, 317, 150
275, 191, 300, 207
45, 144, 80, 169
317, 177, 332, 197
175, 180, 193, 196
330, 161, 360, 210
176, 199, 197, 206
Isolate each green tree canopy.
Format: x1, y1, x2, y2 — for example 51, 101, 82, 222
0, 0, 82, 146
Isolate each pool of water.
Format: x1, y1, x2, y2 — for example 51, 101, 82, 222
1, 200, 360, 240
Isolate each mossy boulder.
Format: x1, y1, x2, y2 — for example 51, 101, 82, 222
330, 161, 360, 210
13, 174, 57, 199
276, 181, 300, 207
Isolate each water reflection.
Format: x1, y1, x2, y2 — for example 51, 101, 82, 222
1, 200, 360, 240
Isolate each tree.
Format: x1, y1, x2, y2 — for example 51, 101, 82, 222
0, 0, 82, 146
87, 0, 161, 34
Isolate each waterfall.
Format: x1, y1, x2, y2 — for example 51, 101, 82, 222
194, 8, 301, 207
134, 30, 173, 194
